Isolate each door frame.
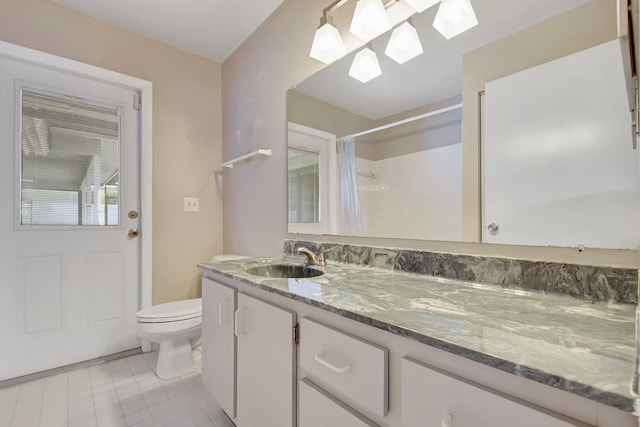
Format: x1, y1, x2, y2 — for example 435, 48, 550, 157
0, 40, 153, 313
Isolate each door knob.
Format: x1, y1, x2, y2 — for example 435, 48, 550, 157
128, 228, 139, 238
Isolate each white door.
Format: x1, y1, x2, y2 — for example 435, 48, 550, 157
482, 40, 640, 250
0, 56, 141, 380
236, 293, 296, 427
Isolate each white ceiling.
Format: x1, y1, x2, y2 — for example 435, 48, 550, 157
51, 0, 285, 62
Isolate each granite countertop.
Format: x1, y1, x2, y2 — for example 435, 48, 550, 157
198, 255, 637, 412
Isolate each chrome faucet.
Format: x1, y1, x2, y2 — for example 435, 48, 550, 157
296, 247, 328, 267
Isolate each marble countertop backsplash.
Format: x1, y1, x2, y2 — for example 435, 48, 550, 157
199, 241, 639, 412
284, 240, 638, 304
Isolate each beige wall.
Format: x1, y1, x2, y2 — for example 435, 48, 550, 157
221, 0, 322, 257
369, 96, 461, 161
0, 0, 224, 303
287, 91, 374, 144
223, 0, 638, 268
289, 91, 462, 161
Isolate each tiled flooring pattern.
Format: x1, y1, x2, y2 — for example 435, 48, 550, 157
0, 351, 234, 427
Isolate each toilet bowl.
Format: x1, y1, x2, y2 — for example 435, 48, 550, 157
137, 254, 249, 380
136, 298, 203, 380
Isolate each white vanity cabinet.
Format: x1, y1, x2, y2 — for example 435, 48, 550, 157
201, 278, 297, 427
400, 357, 582, 427
201, 271, 637, 427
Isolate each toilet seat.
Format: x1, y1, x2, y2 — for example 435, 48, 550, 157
137, 298, 202, 323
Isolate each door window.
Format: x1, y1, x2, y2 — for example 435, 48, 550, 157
19, 88, 121, 227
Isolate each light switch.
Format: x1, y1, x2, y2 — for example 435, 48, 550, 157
184, 197, 200, 212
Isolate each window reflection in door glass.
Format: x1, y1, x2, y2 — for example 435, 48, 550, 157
288, 147, 320, 224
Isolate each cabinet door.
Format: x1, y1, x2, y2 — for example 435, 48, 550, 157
300, 379, 379, 427
201, 278, 236, 419
236, 293, 297, 427
401, 357, 580, 427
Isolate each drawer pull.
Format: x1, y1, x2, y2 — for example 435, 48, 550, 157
314, 353, 351, 373
219, 301, 225, 325
441, 414, 453, 427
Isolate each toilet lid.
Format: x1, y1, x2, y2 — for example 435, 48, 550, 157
136, 298, 202, 323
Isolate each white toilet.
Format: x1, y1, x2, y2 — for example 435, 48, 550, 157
136, 298, 202, 379
136, 254, 249, 380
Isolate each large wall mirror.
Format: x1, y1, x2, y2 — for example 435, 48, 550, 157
287, 0, 640, 250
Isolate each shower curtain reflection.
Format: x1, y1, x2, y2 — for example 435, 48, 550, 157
338, 137, 363, 236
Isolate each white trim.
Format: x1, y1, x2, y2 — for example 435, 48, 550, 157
287, 122, 337, 235
0, 40, 154, 312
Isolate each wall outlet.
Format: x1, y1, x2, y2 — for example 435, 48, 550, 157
184, 197, 200, 212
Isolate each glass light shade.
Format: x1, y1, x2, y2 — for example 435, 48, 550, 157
310, 22, 347, 64
385, 21, 423, 64
349, 0, 392, 41
405, 0, 441, 13
348, 48, 382, 83
433, 0, 478, 40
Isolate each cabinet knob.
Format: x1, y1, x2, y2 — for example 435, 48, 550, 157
441, 413, 453, 427
487, 222, 499, 233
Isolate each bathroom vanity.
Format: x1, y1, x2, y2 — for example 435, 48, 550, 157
198, 245, 638, 427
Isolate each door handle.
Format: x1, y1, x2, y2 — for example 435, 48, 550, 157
128, 228, 139, 238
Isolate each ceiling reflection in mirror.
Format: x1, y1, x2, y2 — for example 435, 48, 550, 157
287, 0, 640, 250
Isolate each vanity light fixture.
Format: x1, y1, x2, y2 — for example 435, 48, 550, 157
349, 0, 392, 41
432, 0, 478, 40
310, 13, 347, 64
404, 0, 441, 13
385, 20, 423, 64
348, 46, 382, 83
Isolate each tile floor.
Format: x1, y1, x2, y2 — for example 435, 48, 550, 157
0, 351, 234, 427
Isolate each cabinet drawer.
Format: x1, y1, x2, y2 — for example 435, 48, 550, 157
401, 357, 586, 427
299, 318, 388, 417
300, 378, 379, 427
